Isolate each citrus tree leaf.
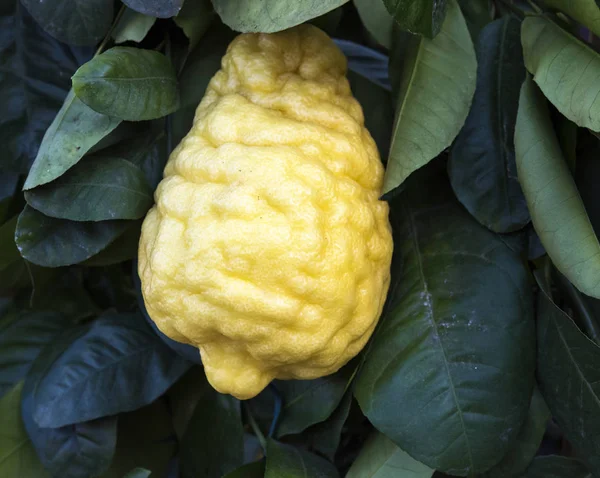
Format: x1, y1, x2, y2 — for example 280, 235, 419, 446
25, 157, 153, 221
347, 431, 434, 478
27, 313, 190, 428
112, 9, 156, 44
0, 215, 22, 271
353, 0, 393, 48
0, 383, 50, 478
449, 17, 529, 233
384, 0, 476, 193
535, 271, 600, 475
23, 91, 122, 190
521, 455, 592, 478
355, 162, 536, 476
335, 39, 391, 91
212, 0, 349, 33
515, 77, 600, 298
82, 223, 141, 266
72, 47, 179, 121
383, 0, 448, 37
521, 16, 600, 132
542, 0, 600, 37
122, 0, 184, 18
15, 205, 129, 267
265, 439, 339, 478
174, 0, 215, 51
224, 461, 265, 478
20, 0, 113, 45
179, 370, 244, 478
457, 0, 492, 42
122, 469, 151, 478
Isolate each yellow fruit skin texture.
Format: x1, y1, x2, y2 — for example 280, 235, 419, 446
138, 25, 393, 400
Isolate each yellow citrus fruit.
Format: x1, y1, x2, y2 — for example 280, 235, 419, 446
138, 25, 393, 399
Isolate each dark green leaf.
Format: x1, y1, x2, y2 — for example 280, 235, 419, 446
535, 271, 600, 475
212, 0, 348, 33
28, 313, 190, 427
0, 215, 21, 270
20, 0, 113, 45
23, 91, 122, 190
384, 0, 476, 193
557, 116, 578, 173
0, 173, 19, 223
355, 162, 536, 475
384, 0, 448, 37
82, 223, 142, 266
123, 469, 151, 478
575, 132, 600, 234
457, 0, 492, 42
449, 17, 529, 233
353, 0, 393, 48
308, 6, 343, 35
25, 157, 153, 221
515, 77, 600, 298
113, 9, 156, 44
174, 0, 215, 51
336, 40, 391, 91
167, 367, 209, 440
223, 461, 265, 478
521, 455, 592, 478
72, 47, 179, 121
122, 0, 184, 18
15, 205, 129, 267
179, 369, 244, 478
542, 0, 600, 37
86, 264, 138, 312
265, 439, 339, 478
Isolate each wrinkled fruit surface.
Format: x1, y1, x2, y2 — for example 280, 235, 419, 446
138, 25, 393, 399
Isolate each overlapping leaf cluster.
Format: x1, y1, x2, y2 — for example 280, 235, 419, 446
2, 0, 600, 477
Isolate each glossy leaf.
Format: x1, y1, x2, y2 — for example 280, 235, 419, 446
355, 163, 536, 475
122, 0, 184, 18
23, 91, 122, 190
347, 431, 434, 478
521, 16, 600, 132
15, 206, 129, 267
449, 17, 529, 233
224, 461, 265, 478
0, 383, 50, 478
353, 0, 393, 48
28, 313, 190, 428
535, 272, 600, 475
82, 223, 141, 267
20, 0, 113, 45
384, 0, 476, 193
542, 0, 600, 37
521, 455, 592, 478
25, 157, 153, 221
265, 439, 339, 478
72, 47, 179, 121
174, 0, 215, 51
383, 0, 448, 37
212, 0, 348, 33
113, 9, 156, 44
515, 77, 600, 298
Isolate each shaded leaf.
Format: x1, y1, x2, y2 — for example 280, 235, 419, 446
174, 0, 215, 51
515, 77, 600, 298
384, 0, 476, 193
449, 17, 529, 233
122, 0, 184, 18
542, 0, 600, 37
15, 205, 129, 267
0, 215, 21, 270
383, 0, 448, 37
521, 455, 592, 478
123, 469, 151, 478
20, 0, 113, 45
167, 367, 209, 440
212, 0, 348, 33
335, 39, 391, 91
0, 173, 19, 223
28, 313, 190, 428
575, 132, 600, 234
72, 47, 179, 121
457, 0, 492, 42
347, 431, 434, 478
82, 223, 142, 266
223, 461, 265, 478
25, 157, 153, 221
355, 163, 536, 475
353, 0, 393, 48
521, 16, 600, 132
265, 439, 339, 478
113, 9, 156, 44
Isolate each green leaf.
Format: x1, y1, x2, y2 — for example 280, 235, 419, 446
515, 77, 600, 298
0, 215, 22, 270
25, 157, 153, 221
535, 271, 600, 475
212, 0, 349, 33
483, 387, 550, 478
354, 0, 393, 48
336, 40, 391, 91
347, 431, 434, 478
113, 9, 156, 44
355, 162, 536, 475
72, 47, 180, 121
23, 91, 122, 190
383, 0, 448, 37
15, 205, 129, 267
20, 0, 113, 45
82, 223, 142, 266
28, 313, 190, 428
449, 17, 529, 233
265, 439, 339, 478
0, 173, 19, 223
0, 382, 50, 478
179, 370, 244, 478
384, 0, 476, 193
521, 16, 600, 132
457, 0, 492, 42
542, 0, 600, 37
224, 461, 265, 478
123, 469, 151, 478
122, 0, 184, 18
575, 132, 600, 234
174, 0, 215, 51
521, 455, 592, 478
0, 311, 71, 398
